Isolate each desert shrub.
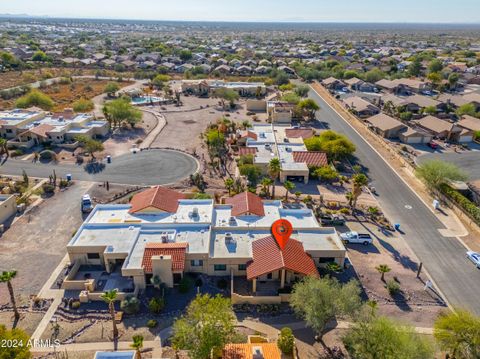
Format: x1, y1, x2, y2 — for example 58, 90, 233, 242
59, 77, 72, 84
15, 89, 54, 110
386, 280, 400, 296
148, 297, 165, 314
120, 296, 140, 314
277, 327, 295, 354
42, 183, 55, 194
72, 98, 94, 112
71, 301, 80, 309
147, 319, 158, 328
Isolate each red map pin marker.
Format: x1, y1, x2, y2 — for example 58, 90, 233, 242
271, 219, 293, 251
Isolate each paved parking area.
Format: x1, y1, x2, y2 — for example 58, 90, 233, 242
0, 181, 92, 304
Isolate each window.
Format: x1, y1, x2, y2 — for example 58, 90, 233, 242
191, 259, 203, 267
319, 257, 335, 264
214, 264, 227, 271
267, 273, 273, 279
6, 129, 12, 133
238, 264, 246, 271
87, 253, 100, 259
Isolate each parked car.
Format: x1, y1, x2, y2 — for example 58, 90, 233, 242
319, 213, 346, 226
81, 194, 93, 213
466, 251, 480, 269
427, 141, 439, 150
340, 231, 373, 245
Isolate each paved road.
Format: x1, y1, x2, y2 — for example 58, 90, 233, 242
309, 86, 480, 315
0, 149, 198, 186
417, 151, 480, 181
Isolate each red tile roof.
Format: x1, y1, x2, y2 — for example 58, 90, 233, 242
129, 186, 186, 214
237, 147, 258, 156
285, 128, 314, 139
225, 192, 265, 217
141, 242, 188, 273
241, 131, 257, 140
292, 151, 328, 167
246, 236, 319, 280
223, 343, 281, 359
28, 124, 55, 138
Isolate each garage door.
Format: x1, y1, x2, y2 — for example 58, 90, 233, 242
286, 176, 305, 183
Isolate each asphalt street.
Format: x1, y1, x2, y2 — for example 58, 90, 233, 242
309, 86, 480, 315
0, 149, 198, 186
417, 151, 480, 181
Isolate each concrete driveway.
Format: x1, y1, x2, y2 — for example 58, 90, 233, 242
0, 181, 92, 303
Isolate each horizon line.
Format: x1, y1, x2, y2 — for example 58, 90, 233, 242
1, 14, 480, 25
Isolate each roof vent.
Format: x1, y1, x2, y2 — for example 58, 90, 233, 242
191, 207, 199, 217
252, 347, 264, 359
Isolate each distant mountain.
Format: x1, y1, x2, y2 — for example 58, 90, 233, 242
0, 13, 48, 18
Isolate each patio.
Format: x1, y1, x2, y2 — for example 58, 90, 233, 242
72, 265, 134, 293
233, 277, 283, 297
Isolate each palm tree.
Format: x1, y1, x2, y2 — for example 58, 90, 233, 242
294, 191, 302, 202
268, 158, 281, 199
101, 289, 119, 339
224, 178, 234, 196
0, 270, 19, 321
351, 173, 368, 209
260, 177, 273, 198
345, 192, 354, 207
375, 264, 391, 282
131, 334, 144, 359
283, 180, 295, 202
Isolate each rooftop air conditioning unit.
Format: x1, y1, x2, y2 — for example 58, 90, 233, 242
225, 232, 233, 243
161, 234, 168, 243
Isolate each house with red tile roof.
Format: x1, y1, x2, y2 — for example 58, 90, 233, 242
66, 185, 346, 301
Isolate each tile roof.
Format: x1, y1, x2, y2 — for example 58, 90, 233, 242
225, 192, 265, 217
237, 147, 258, 156
129, 186, 186, 214
292, 151, 328, 167
28, 124, 55, 138
141, 242, 188, 273
223, 343, 281, 359
246, 236, 319, 280
285, 128, 314, 139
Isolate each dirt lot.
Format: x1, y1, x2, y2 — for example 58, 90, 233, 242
0, 78, 133, 111
0, 311, 45, 335
340, 220, 447, 327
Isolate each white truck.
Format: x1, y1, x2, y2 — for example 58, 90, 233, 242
340, 231, 373, 245
81, 194, 93, 213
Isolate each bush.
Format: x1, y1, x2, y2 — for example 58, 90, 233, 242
148, 297, 165, 314
386, 280, 401, 296
15, 89, 54, 110
120, 296, 140, 314
277, 327, 295, 354
178, 276, 192, 294
40, 150, 56, 160
217, 278, 228, 290
71, 301, 80, 309
72, 98, 94, 112
147, 319, 158, 328
11, 149, 24, 157
326, 262, 343, 273
42, 183, 55, 194
439, 183, 480, 225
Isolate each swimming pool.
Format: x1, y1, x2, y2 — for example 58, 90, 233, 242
131, 95, 167, 106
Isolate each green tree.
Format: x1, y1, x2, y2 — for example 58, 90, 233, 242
260, 177, 273, 198
151, 74, 170, 89
428, 59, 444, 74
365, 68, 385, 83
314, 166, 339, 182
0, 138, 9, 159
104, 82, 120, 97
172, 294, 235, 359
0, 270, 20, 321
148, 297, 165, 314
343, 315, 433, 359
304, 130, 356, 161
434, 309, 480, 359
296, 98, 320, 120
0, 325, 31, 359
72, 98, 95, 112
408, 58, 422, 77
32, 50, 48, 62
427, 72, 442, 87
281, 92, 301, 104
75, 135, 104, 160
179, 49, 193, 61
283, 180, 295, 202
277, 327, 295, 354
290, 277, 362, 345
375, 264, 391, 282
416, 159, 468, 189
15, 89, 54, 110
456, 103, 477, 117
214, 88, 239, 109
268, 158, 281, 199
351, 173, 369, 208
239, 164, 262, 187
130, 334, 144, 359
224, 178, 234, 196
101, 289, 119, 339
103, 98, 142, 128
448, 72, 460, 90
294, 84, 310, 97
423, 106, 437, 115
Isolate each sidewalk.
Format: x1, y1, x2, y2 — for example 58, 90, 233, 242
139, 109, 167, 149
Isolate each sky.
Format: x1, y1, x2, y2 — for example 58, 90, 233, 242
0, 0, 479, 23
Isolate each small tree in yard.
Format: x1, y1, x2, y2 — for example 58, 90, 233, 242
103, 98, 142, 128
290, 276, 362, 349
0, 270, 20, 322
315, 166, 339, 182
131, 334, 144, 359
283, 180, 295, 202
277, 327, 295, 354
172, 294, 235, 359
434, 309, 480, 359
351, 173, 368, 209
416, 159, 468, 189
375, 264, 391, 282
0, 138, 9, 158
296, 98, 319, 120
214, 88, 239, 109
104, 82, 120, 97
343, 315, 433, 359
75, 135, 104, 160
268, 158, 281, 199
